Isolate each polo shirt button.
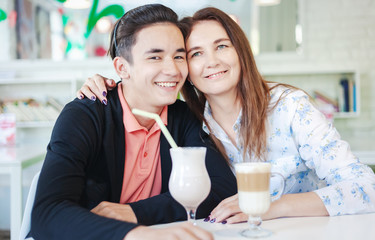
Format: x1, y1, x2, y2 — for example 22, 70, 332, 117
144, 152, 148, 157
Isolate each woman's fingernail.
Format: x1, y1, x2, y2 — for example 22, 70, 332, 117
91, 96, 96, 101
210, 218, 216, 223
221, 220, 227, 224
102, 99, 107, 105
79, 95, 83, 100
204, 217, 210, 222
102, 91, 107, 97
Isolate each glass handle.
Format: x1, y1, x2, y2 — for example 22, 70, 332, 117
270, 172, 285, 201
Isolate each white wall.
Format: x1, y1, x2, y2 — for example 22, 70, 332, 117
256, 0, 375, 151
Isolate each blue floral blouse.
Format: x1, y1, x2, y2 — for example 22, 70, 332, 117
202, 85, 375, 216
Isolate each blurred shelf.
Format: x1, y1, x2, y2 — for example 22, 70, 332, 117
333, 112, 360, 118
0, 76, 76, 84
260, 67, 358, 76
261, 68, 360, 119
16, 121, 55, 128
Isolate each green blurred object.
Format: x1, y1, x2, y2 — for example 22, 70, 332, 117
55, 0, 67, 3
65, 41, 72, 54
62, 14, 69, 26
61, 14, 70, 54
0, 9, 7, 22
85, 0, 125, 38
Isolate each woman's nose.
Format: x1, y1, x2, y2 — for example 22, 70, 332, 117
206, 52, 220, 68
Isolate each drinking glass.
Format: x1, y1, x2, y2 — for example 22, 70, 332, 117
168, 147, 211, 224
235, 162, 284, 238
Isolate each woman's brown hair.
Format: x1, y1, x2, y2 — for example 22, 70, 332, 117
180, 7, 278, 163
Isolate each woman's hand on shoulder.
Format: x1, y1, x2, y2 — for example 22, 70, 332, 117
124, 223, 213, 240
76, 74, 116, 105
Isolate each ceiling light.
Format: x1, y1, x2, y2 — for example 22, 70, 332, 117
254, 0, 281, 6
63, 0, 92, 9
95, 17, 112, 33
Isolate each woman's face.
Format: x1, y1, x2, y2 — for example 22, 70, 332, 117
186, 20, 241, 99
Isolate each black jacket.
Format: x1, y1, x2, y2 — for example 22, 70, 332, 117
31, 85, 237, 240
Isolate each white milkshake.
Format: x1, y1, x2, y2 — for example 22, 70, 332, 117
169, 147, 211, 209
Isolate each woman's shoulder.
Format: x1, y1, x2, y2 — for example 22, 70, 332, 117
268, 83, 309, 104
267, 83, 314, 121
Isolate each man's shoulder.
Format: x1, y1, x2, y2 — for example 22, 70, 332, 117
63, 98, 104, 116
167, 100, 200, 124
64, 85, 120, 115
169, 99, 188, 108
168, 99, 190, 115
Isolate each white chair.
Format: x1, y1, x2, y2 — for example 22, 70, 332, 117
19, 171, 40, 240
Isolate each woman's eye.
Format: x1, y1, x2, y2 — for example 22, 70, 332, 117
191, 52, 201, 57
217, 44, 227, 50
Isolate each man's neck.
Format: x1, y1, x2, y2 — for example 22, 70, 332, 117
134, 115, 157, 131
122, 85, 163, 131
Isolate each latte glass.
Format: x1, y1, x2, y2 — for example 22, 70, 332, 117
235, 162, 284, 238
169, 147, 211, 224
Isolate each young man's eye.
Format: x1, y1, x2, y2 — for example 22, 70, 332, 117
175, 55, 185, 60
149, 56, 161, 60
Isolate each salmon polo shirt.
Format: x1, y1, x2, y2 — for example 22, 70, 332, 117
117, 83, 164, 204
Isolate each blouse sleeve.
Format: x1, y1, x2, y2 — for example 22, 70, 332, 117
290, 91, 375, 216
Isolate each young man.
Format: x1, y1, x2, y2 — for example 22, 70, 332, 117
31, 4, 236, 240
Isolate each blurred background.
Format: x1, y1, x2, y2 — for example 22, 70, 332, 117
0, 0, 374, 238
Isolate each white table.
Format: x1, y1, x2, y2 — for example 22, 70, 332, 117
153, 213, 375, 240
0, 144, 46, 240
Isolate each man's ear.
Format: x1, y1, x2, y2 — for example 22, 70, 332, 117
113, 56, 130, 79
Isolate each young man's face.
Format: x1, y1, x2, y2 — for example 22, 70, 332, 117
121, 22, 188, 113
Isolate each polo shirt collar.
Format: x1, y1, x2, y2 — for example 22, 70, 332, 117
118, 83, 168, 133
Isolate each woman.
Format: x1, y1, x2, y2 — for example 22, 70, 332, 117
79, 7, 375, 224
